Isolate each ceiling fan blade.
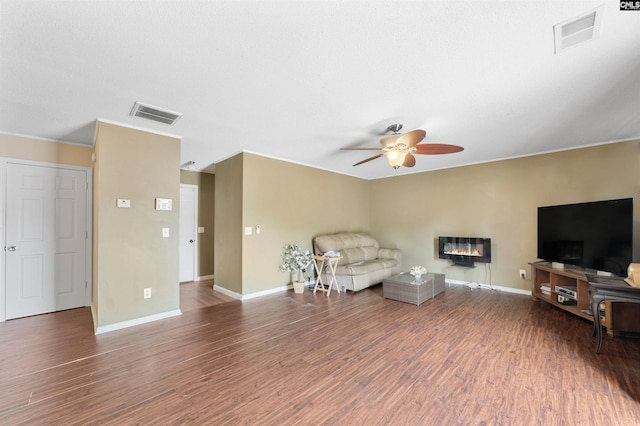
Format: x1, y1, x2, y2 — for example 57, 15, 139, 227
380, 134, 400, 148
403, 152, 416, 167
414, 144, 464, 155
352, 153, 383, 166
340, 147, 383, 151
396, 129, 426, 148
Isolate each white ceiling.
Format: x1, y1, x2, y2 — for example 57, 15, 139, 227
1, 0, 639, 180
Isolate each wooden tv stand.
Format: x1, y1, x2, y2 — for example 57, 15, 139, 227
531, 261, 640, 337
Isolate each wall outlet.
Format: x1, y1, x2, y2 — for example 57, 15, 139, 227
144, 288, 151, 299
519, 269, 526, 279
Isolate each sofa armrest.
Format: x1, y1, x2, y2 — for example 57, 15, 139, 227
378, 248, 401, 261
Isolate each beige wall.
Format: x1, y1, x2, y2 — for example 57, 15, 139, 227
180, 171, 215, 278
93, 122, 181, 329
214, 152, 371, 295
214, 153, 243, 294
370, 140, 640, 291
0, 133, 93, 167
216, 142, 638, 295
242, 153, 371, 294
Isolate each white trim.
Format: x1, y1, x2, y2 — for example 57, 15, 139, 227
95, 118, 183, 142
446, 279, 532, 296
213, 285, 242, 300
213, 284, 291, 301
241, 285, 290, 300
0, 163, 5, 322
0, 130, 93, 148
0, 158, 93, 323
371, 137, 640, 181
95, 309, 182, 334
214, 137, 640, 182
197, 274, 214, 281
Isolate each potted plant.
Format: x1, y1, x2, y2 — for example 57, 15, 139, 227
279, 244, 314, 293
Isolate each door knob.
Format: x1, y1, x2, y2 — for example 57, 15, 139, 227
189, 240, 194, 243
5, 246, 16, 251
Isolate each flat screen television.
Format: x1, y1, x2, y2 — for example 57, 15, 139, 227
537, 198, 633, 276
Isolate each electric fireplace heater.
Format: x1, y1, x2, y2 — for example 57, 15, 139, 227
438, 237, 491, 267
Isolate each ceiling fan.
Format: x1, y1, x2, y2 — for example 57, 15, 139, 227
341, 124, 464, 169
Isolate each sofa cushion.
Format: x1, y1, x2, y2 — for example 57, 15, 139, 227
340, 246, 378, 265
313, 232, 380, 266
335, 257, 399, 276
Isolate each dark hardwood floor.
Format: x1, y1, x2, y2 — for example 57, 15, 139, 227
179, 279, 235, 312
1, 282, 639, 424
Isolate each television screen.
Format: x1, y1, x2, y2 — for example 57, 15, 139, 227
537, 198, 633, 276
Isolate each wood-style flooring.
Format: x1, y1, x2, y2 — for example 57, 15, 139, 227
1, 282, 639, 425
179, 279, 235, 312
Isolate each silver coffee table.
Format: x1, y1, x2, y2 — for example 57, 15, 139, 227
383, 272, 445, 305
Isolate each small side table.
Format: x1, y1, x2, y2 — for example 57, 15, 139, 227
313, 255, 341, 296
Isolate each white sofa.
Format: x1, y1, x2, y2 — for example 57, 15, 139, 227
312, 232, 402, 292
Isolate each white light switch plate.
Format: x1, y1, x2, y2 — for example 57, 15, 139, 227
197, 227, 205, 233
116, 199, 131, 208
162, 228, 170, 238
244, 226, 252, 235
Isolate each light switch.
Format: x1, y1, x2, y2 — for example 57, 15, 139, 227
162, 228, 170, 238
116, 199, 131, 208
198, 227, 205, 234
244, 226, 252, 235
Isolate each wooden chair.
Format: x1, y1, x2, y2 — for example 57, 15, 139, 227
587, 264, 640, 353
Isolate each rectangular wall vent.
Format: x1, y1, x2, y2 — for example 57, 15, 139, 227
130, 102, 182, 125
553, 6, 603, 54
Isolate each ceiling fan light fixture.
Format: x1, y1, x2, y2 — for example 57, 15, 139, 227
384, 150, 407, 170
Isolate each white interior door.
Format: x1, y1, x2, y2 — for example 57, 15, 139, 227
5, 163, 89, 319
179, 184, 197, 282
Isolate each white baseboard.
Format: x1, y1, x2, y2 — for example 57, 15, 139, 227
213, 284, 291, 301
95, 309, 182, 335
197, 274, 214, 281
242, 285, 290, 300
446, 279, 532, 296
213, 285, 242, 300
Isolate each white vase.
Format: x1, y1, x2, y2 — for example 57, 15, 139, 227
293, 281, 305, 294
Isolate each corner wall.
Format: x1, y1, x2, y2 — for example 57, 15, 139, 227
214, 152, 371, 296
93, 122, 181, 331
214, 153, 243, 294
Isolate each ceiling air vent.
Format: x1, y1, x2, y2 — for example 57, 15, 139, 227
553, 6, 603, 54
130, 102, 182, 125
